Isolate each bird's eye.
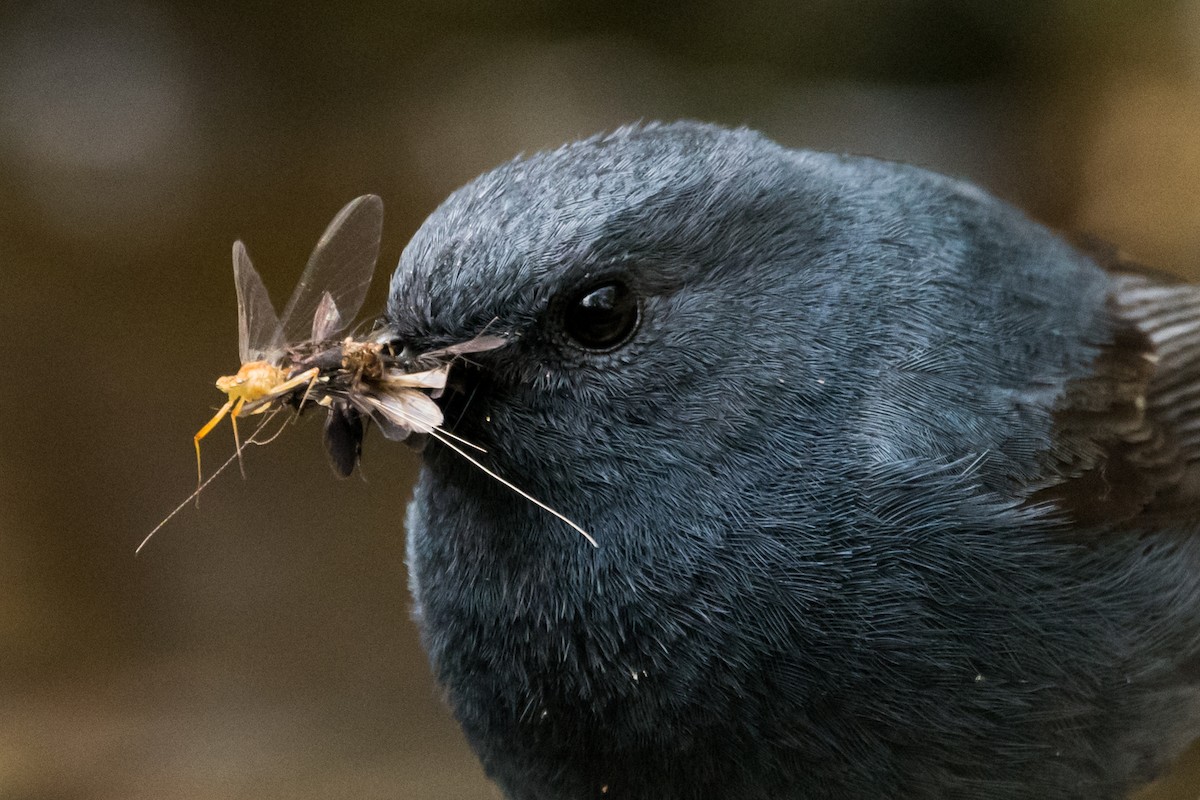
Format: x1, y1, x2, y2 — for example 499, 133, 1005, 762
561, 280, 641, 352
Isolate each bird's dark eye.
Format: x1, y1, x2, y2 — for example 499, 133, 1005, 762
561, 280, 641, 352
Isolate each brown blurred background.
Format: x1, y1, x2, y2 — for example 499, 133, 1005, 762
3, 1, 1200, 798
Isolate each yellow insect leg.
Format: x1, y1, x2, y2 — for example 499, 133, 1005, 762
292, 368, 320, 411
194, 398, 234, 496
230, 396, 247, 478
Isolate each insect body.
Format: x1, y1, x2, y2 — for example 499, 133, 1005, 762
192, 195, 384, 486
193, 354, 317, 482
325, 334, 502, 447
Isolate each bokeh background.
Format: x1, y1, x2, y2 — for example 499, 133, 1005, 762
4, 1, 1200, 798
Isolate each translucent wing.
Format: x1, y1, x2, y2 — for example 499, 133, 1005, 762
421, 334, 508, 360
380, 366, 448, 391
279, 194, 383, 345
310, 291, 342, 341
354, 390, 443, 440
233, 240, 284, 363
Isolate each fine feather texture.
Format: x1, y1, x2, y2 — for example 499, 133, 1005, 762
388, 122, 1200, 799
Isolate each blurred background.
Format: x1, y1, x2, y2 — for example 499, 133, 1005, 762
3, 1, 1200, 798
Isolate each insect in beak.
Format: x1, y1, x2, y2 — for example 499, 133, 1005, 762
144, 197, 594, 553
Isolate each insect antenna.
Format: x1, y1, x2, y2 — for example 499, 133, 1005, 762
430, 422, 488, 453
425, 428, 597, 548
139, 412, 286, 554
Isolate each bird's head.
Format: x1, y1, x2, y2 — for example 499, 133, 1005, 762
386, 119, 1106, 603
389, 123, 900, 554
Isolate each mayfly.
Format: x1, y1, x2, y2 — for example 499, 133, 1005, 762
192, 194, 385, 486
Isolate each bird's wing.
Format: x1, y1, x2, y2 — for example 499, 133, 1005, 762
1030, 242, 1200, 528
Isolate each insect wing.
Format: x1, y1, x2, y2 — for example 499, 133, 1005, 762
311, 291, 343, 341
323, 401, 364, 477
356, 390, 443, 440
279, 194, 383, 346
233, 240, 284, 363
421, 333, 507, 360
381, 366, 448, 391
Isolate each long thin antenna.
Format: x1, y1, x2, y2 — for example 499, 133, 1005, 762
429, 422, 487, 453
371, 390, 595, 547
139, 415, 281, 554
428, 429, 597, 548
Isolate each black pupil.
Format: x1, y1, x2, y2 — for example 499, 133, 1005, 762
565, 281, 638, 350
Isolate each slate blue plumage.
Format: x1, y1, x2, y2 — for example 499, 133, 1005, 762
386, 122, 1200, 799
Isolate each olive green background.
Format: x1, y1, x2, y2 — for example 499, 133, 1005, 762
4, 2, 1200, 798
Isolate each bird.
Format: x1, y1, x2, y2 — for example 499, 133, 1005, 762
383, 121, 1200, 799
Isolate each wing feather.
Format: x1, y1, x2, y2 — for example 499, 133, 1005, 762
1033, 246, 1200, 526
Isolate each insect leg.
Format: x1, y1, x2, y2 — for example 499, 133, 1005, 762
229, 396, 248, 478
294, 368, 321, 411
241, 368, 321, 416
194, 398, 234, 497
